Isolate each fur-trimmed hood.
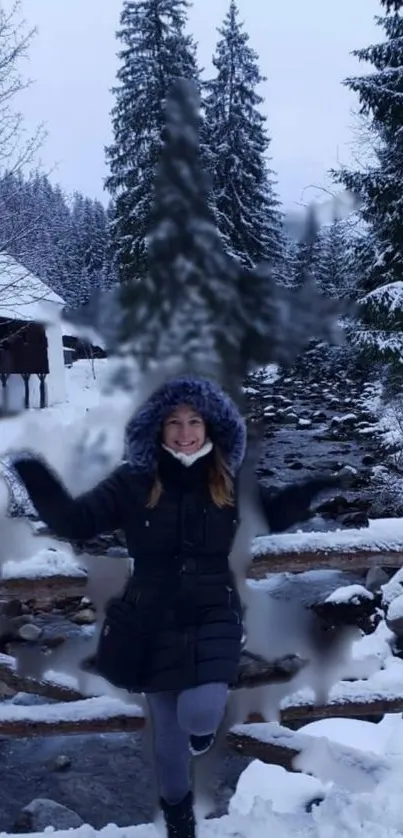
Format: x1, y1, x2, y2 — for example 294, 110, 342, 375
125, 377, 246, 475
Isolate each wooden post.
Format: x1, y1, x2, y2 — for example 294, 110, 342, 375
21, 373, 30, 409
0, 372, 9, 413
38, 373, 47, 409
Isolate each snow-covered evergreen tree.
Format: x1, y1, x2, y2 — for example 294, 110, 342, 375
292, 204, 321, 287
0, 171, 114, 308
71, 195, 113, 305
115, 77, 343, 395
282, 234, 299, 288
333, 0, 403, 364
316, 217, 355, 299
105, 0, 199, 284
119, 78, 242, 379
204, 0, 284, 271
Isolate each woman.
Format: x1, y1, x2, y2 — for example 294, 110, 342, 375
11, 376, 338, 838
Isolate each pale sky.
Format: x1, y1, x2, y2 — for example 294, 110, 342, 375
10, 0, 381, 210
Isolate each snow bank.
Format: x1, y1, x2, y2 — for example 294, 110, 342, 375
280, 654, 403, 710
8, 750, 403, 837
299, 717, 393, 756
1, 546, 85, 579
230, 759, 328, 815
3, 726, 403, 836
253, 517, 403, 556
0, 360, 104, 457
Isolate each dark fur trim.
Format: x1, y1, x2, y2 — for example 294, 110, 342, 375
125, 377, 246, 474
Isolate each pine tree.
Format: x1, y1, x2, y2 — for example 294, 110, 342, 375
282, 234, 299, 288
0, 171, 114, 309
316, 217, 354, 299
105, 0, 199, 285
333, 0, 403, 364
292, 204, 321, 287
204, 0, 283, 271
118, 78, 242, 380
112, 78, 344, 393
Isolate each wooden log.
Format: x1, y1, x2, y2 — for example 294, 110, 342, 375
1, 545, 401, 606
0, 552, 395, 606
0, 574, 87, 606
227, 722, 395, 786
0, 651, 308, 704
0, 653, 83, 703
0, 670, 402, 738
237, 691, 403, 726
281, 695, 403, 722
0, 696, 145, 738
235, 652, 308, 689
1, 688, 401, 740
227, 726, 299, 770
249, 550, 403, 577
0, 714, 145, 738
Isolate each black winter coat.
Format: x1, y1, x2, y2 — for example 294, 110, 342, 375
14, 449, 336, 694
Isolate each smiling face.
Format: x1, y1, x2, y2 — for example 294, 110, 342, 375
162, 405, 207, 455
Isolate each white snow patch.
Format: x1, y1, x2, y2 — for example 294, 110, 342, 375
325, 585, 374, 604
331, 413, 357, 424
253, 517, 403, 557
230, 759, 328, 816
387, 594, 403, 622
1, 547, 85, 579
0, 696, 143, 724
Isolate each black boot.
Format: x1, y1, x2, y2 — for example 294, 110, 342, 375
160, 791, 196, 838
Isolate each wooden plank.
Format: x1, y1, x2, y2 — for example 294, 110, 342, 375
249, 550, 403, 577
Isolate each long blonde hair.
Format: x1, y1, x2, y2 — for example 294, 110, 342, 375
147, 446, 234, 508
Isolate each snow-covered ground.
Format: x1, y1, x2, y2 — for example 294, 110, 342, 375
3, 360, 403, 837
4, 728, 403, 836
0, 359, 104, 456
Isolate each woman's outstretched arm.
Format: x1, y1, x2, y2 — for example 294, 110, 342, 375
11, 456, 129, 540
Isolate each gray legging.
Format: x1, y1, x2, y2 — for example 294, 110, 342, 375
147, 682, 228, 804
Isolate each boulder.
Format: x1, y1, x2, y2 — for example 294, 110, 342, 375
17, 623, 43, 642
362, 454, 376, 466
312, 585, 381, 635
13, 799, 84, 833
71, 608, 97, 625
53, 755, 72, 772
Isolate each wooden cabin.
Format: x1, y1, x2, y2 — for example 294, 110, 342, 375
0, 255, 66, 412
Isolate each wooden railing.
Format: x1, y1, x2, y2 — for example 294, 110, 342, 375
1, 533, 402, 757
